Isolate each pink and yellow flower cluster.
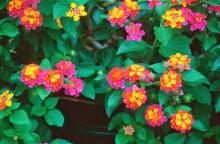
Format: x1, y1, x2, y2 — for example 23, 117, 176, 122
163, 7, 207, 31
170, 110, 194, 133
107, 0, 145, 41
66, 3, 87, 21
20, 60, 84, 97
160, 53, 190, 93
0, 90, 14, 110
145, 104, 167, 127
107, 64, 154, 110
172, 0, 198, 7
7, 0, 42, 30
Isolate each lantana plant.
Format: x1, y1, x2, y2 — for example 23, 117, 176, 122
0, 0, 220, 143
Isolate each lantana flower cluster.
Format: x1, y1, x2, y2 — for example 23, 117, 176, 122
147, 0, 162, 9
7, 0, 43, 30
163, 7, 207, 31
20, 60, 84, 97
0, 90, 14, 110
160, 53, 190, 94
66, 2, 87, 21
172, 0, 198, 7
170, 110, 194, 133
107, 64, 154, 110
107, 0, 145, 41
145, 104, 167, 127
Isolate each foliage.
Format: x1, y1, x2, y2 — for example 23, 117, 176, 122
0, 0, 220, 143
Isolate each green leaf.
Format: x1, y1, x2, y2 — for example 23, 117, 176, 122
164, 133, 186, 144
159, 36, 192, 57
135, 105, 147, 125
40, 58, 51, 70
53, 3, 69, 19
3, 129, 17, 137
82, 82, 95, 100
43, 17, 59, 29
176, 105, 192, 112
109, 112, 135, 131
115, 129, 134, 144
158, 90, 170, 105
190, 85, 211, 105
31, 105, 46, 116
149, 63, 167, 73
197, 33, 217, 51
212, 57, 220, 71
192, 119, 208, 132
105, 90, 122, 117
61, 18, 79, 37
9, 110, 29, 125
203, 36, 217, 51
185, 132, 203, 144
215, 96, 220, 113
0, 110, 7, 119
44, 109, 64, 127
117, 41, 147, 55
38, 0, 54, 15
36, 86, 51, 100
93, 9, 107, 24
44, 98, 59, 110
77, 67, 95, 77
207, 17, 220, 33
0, 23, 19, 37
154, 27, 173, 46
51, 139, 72, 144
210, 80, 220, 92
135, 125, 147, 141
164, 106, 175, 118
182, 69, 209, 85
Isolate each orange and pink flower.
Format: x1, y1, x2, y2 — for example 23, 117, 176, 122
145, 104, 167, 127
170, 110, 194, 133
120, 0, 140, 19
7, 0, 26, 18
107, 68, 126, 89
55, 60, 76, 78
125, 64, 154, 83
108, 7, 128, 27
122, 85, 147, 110
167, 53, 190, 72
125, 23, 145, 41
160, 70, 182, 93
148, 0, 162, 9
63, 77, 84, 97
20, 64, 44, 88
20, 7, 43, 30
42, 69, 64, 92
